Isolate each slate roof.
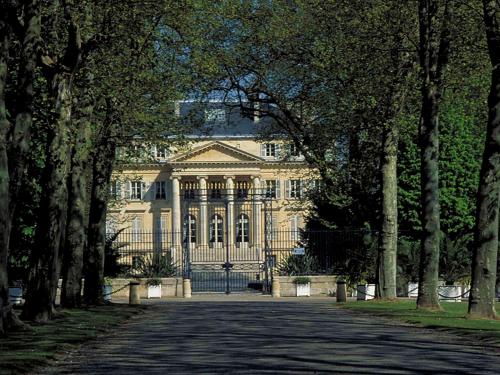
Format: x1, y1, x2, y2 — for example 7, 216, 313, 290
179, 101, 277, 138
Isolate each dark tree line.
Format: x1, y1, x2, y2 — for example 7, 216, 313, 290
0, 0, 190, 333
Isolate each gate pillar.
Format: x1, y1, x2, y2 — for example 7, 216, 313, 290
272, 277, 281, 298
183, 278, 192, 298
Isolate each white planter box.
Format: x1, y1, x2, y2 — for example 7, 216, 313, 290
408, 282, 419, 298
8, 287, 23, 305
357, 284, 376, 300
439, 285, 462, 302
462, 286, 470, 300
296, 283, 310, 297
148, 284, 162, 298
103, 285, 112, 302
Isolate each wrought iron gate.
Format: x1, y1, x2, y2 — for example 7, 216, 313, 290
181, 191, 273, 293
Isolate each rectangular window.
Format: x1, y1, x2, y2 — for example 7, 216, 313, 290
236, 188, 248, 199
155, 147, 167, 159
210, 188, 222, 199
155, 181, 166, 200
131, 216, 143, 242
110, 181, 121, 199
155, 215, 167, 245
130, 181, 142, 200
289, 180, 302, 199
184, 189, 195, 199
289, 143, 300, 156
261, 143, 281, 158
265, 180, 281, 199
205, 108, 226, 123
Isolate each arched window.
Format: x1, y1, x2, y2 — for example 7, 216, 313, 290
210, 214, 224, 244
183, 214, 197, 243
236, 214, 250, 243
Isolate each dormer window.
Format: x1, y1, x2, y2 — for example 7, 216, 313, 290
261, 143, 280, 158
205, 108, 226, 123
156, 148, 167, 159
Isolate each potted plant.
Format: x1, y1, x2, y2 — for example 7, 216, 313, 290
407, 281, 419, 298
294, 276, 311, 297
8, 281, 23, 305
356, 279, 376, 301
146, 278, 162, 298
103, 277, 113, 302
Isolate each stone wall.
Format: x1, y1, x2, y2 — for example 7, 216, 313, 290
109, 277, 183, 299
276, 275, 336, 297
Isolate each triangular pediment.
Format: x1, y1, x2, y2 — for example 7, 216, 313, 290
169, 141, 263, 163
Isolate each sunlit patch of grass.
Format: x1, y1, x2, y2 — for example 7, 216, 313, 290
0, 304, 147, 374
339, 300, 500, 345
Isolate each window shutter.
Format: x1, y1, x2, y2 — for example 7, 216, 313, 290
141, 182, 147, 200
116, 181, 122, 199
124, 181, 131, 199
275, 144, 281, 158
261, 144, 266, 157
299, 180, 303, 197
285, 180, 291, 198
275, 180, 281, 199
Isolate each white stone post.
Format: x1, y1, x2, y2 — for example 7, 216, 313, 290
198, 176, 208, 247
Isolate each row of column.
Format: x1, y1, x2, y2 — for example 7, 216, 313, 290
171, 175, 262, 247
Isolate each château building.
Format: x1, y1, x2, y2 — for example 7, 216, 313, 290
107, 102, 317, 292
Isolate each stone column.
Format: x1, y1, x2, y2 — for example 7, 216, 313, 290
171, 176, 181, 247
198, 176, 208, 247
252, 176, 262, 248
225, 176, 235, 245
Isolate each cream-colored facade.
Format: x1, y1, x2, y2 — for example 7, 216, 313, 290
108, 138, 315, 244
107, 104, 318, 282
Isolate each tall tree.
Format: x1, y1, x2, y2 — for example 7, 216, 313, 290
416, 0, 452, 309
60, 73, 93, 308
22, 0, 82, 321
1, 0, 40, 333
468, 0, 500, 319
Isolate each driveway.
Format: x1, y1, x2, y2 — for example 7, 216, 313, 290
45, 297, 500, 374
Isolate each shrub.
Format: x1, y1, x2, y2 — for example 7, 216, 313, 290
277, 253, 318, 276
293, 276, 311, 285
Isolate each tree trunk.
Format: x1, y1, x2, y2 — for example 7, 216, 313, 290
416, 0, 451, 310
0, 12, 11, 335
468, 0, 500, 319
61, 88, 93, 308
22, 74, 72, 321
377, 125, 398, 299
84, 115, 116, 305
8, 0, 40, 224
1, 0, 39, 333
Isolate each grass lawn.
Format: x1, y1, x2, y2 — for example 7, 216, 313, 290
0, 304, 147, 375
339, 300, 500, 346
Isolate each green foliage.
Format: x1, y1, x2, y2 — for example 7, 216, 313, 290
145, 278, 162, 286
341, 301, 500, 340
331, 230, 379, 286
104, 229, 129, 277
132, 253, 177, 279
277, 253, 319, 276
439, 233, 472, 285
293, 276, 311, 285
